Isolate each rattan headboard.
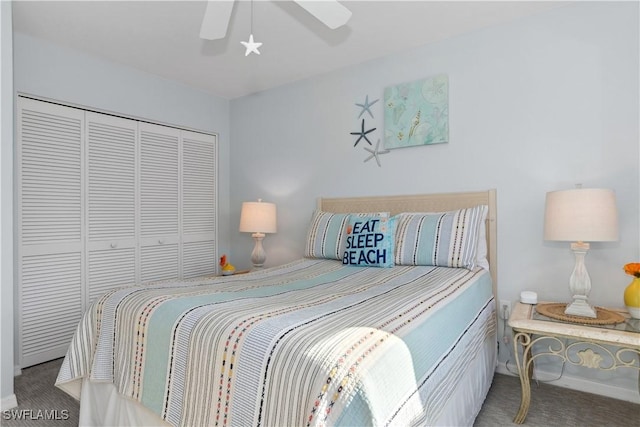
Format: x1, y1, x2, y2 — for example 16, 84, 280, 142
318, 190, 498, 297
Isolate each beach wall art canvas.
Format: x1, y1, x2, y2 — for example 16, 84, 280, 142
383, 74, 449, 149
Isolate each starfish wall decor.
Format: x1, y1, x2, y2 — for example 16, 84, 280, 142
350, 93, 391, 167
363, 139, 390, 167
350, 118, 376, 147
355, 95, 379, 119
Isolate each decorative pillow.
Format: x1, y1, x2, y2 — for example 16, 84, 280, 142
394, 205, 488, 269
475, 219, 490, 271
305, 211, 389, 260
305, 211, 349, 260
342, 215, 395, 268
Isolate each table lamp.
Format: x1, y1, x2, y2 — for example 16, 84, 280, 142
543, 187, 618, 318
239, 199, 277, 269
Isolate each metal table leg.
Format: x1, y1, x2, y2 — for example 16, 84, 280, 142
513, 331, 532, 424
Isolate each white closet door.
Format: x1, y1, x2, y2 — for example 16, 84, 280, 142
139, 122, 180, 283
182, 131, 217, 278
18, 96, 219, 368
17, 98, 85, 367
86, 113, 137, 302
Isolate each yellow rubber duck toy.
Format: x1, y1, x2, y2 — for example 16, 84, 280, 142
220, 255, 236, 276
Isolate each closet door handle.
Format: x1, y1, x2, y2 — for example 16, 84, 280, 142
110, 243, 118, 249
158, 239, 165, 245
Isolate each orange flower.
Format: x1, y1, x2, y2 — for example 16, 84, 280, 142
623, 263, 640, 278
220, 254, 227, 267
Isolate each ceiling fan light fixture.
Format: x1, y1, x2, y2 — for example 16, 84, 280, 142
240, 0, 262, 56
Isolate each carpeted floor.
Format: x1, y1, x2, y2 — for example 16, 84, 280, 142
3, 359, 78, 427
474, 373, 637, 427
3, 358, 638, 426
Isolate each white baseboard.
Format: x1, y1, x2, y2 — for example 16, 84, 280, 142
495, 364, 640, 404
13, 365, 21, 377
1, 394, 18, 411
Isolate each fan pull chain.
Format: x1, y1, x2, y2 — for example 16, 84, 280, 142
240, 0, 262, 56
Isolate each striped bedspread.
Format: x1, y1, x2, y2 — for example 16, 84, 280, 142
56, 258, 495, 427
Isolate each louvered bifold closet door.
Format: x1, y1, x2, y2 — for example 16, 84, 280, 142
139, 122, 180, 283
86, 113, 137, 302
17, 98, 85, 367
182, 131, 217, 278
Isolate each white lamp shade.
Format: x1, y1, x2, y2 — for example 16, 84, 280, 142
544, 188, 618, 242
239, 200, 277, 234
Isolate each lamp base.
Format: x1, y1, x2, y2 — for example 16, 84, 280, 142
564, 296, 597, 318
564, 242, 597, 318
250, 232, 267, 269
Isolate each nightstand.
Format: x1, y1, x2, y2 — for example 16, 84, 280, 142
508, 302, 640, 424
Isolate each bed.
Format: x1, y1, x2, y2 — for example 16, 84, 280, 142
56, 190, 498, 426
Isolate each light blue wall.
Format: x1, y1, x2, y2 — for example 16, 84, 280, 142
1, 0, 16, 410
230, 2, 639, 398
14, 33, 230, 136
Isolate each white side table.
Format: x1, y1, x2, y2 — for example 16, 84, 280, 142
508, 302, 640, 424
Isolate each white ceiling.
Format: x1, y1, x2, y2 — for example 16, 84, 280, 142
12, 1, 566, 100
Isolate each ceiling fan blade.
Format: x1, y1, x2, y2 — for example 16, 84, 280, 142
200, 0, 235, 40
294, 0, 352, 29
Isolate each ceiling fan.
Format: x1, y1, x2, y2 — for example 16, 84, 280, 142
199, 0, 352, 40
